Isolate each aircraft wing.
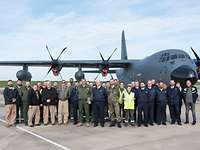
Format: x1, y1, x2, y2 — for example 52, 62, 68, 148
0, 60, 134, 68
0, 61, 53, 66
83, 69, 117, 73
60, 60, 132, 68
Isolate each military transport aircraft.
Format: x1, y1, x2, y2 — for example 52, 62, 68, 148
0, 30, 199, 85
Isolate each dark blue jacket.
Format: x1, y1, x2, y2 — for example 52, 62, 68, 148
92, 86, 107, 102
28, 88, 42, 106
137, 88, 148, 104
156, 89, 168, 104
42, 87, 58, 106
146, 87, 156, 103
166, 86, 181, 104
70, 87, 79, 103
3, 87, 18, 105
131, 87, 140, 104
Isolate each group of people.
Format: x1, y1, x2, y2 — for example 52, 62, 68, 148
3, 78, 198, 128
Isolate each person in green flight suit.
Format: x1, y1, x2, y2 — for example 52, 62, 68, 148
21, 81, 31, 125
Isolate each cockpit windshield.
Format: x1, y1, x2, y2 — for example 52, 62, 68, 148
159, 52, 190, 63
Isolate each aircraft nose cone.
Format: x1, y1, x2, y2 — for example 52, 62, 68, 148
171, 65, 198, 85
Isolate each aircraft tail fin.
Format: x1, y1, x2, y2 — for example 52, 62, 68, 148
121, 30, 128, 60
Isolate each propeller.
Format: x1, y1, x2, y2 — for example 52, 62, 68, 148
57, 46, 68, 60
191, 47, 200, 66
191, 47, 200, 79
94, 48, 117, 80
94, 73, 100, 81
107, 48, 117, 61
43, 45, 68, 80
99, 48, 117, 62
46, 45, 54, 61
59, 73, 63, 80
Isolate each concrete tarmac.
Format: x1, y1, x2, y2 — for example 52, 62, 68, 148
0, 92, 200, 150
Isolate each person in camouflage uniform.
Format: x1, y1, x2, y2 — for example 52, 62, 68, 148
21, 81, 31, 125
107, 80, 122, 128
77, 79, 91, 127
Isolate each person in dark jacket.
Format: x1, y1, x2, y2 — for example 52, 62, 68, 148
15, 80, 23, 124
131, 81, 140, 123
137, 82, 148, 127
166, 80, 182, 125
69, 82, 79, 125
151, 79, 159, 123
176, 82, 183, 119
182, 80, 198, 125
146, 80, 156, 126
42, 81, 58, 125
156, 81, 167, 125
92, 80, 107, 127
3, 80, 18, 127
28, 84, 42, 127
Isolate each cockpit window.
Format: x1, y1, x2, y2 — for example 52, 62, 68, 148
178, 54, 185, 58
171, 55, 177, 60
185, 54, 191, 59
159, 53, 170, 62
159, 52, 190, 63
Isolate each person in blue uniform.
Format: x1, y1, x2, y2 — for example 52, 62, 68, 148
146, 80, 156, 126
131, 81, 140, 123
137, 82, 148, 127
69, 82, 79, 125
156, 81, 167, 125
166, 80, 182, 125
92, 80, 107, 127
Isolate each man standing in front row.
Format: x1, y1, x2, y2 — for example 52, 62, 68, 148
3, 80, 18, 127
166, 80, 182, 125
92, 80, 107, 127
77, 79, 91, 127
27, 84, 41, 127
15, 80, 23, 124
108, 80, 122, 128
156, 82, 167, 125
57, 82, 70, 125
42, 81, 58, 125
146, 80, 156, 126
183, 80, 198, 125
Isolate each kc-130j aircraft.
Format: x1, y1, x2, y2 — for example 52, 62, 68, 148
0, 30, 199, 86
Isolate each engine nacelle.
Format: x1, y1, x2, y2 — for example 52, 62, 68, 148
16, 70, 32, 81
75, 70, 85, 81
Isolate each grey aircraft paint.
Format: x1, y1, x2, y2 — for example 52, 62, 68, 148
116, 31, 198, 85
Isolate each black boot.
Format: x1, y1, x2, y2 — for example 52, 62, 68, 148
109, 121, 115, 127
117, 122, 122, 128
192, 121, 196, 125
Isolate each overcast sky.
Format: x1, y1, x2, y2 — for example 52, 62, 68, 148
0, 0, 200, 81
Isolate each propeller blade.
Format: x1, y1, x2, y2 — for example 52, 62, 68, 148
110, 73, 114, 79
94, 73, 100, 80
42, 66, 53, 80
107, 48, 117, 61
59, 73, 63, 80
191, 47, 200, 61
99, 52, 105, 61
46, 45, 54, 61
57, 46, 68, 60
47, 66, 53, 76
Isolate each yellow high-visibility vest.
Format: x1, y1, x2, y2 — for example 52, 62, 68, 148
124, 90, 135, 109
118, 88, 125, 104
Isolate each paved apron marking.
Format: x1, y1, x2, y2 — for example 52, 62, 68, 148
0, 118, 71, 150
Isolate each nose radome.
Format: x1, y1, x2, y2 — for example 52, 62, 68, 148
171, 65, 198, 84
